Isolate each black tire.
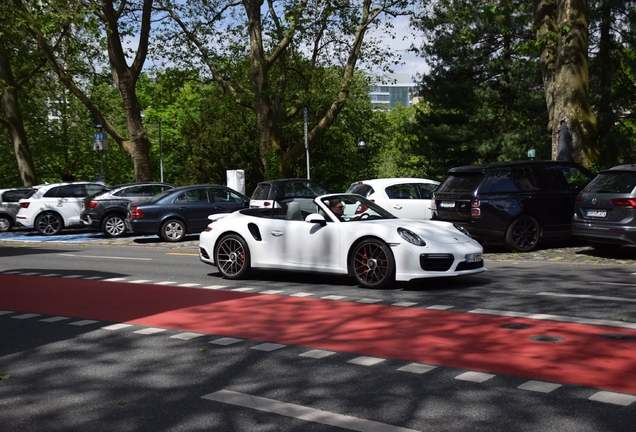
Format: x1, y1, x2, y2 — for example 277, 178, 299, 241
0, 215, 12, 232
589, 241, 621, 253
214, 234, 251, 279
505, 215, 540, 252
35, 212, 63, 236
102, 214, 127, 237
350, 238, 395, 288
160, 219, 186, 242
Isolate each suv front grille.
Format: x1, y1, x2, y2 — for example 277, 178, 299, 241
420, 254, 454, 271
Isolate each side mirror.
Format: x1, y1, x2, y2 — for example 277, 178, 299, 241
305, 213, 327, 226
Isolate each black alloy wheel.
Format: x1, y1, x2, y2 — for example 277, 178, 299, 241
35, 212, 63, 236
160, 219, 186, 242
350, 238, 395, 288
505, 215, 540, 252
102, 214, 127, 237
214, 234, 251, 279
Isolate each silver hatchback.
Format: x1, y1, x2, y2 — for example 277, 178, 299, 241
572, 164, 636, 252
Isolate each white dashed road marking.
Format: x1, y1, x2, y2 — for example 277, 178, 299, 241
40, 316, 71, 322
589, 391, 636, 406
133, 327, 167, 335
209, 337, 243, 346
58, 253, 151, 261
518, 381, 562, 393
455, 371, 495, 383
201, 389, 420, 432
538, 291, 636, 303
170, 332, 205, 340
299, 350, 336, 359
348, 356, 385, 366
102, 324, 133, 330
398, 363, 436, 374
251, 343, 286, 352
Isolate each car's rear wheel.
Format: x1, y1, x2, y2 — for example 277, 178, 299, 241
102, 214, 127, 237
214, 234, 251, 279
350, 238, 395, 288
505, 215, 540, 252
35, 212, 63, 236
0, 215, 12, 232
589, 241, 621, 253
160, 219, 186, 242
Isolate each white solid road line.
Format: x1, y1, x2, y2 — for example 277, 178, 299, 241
537, 291, 636, 303
57, 253, 151, 261
201, 389, 420, 432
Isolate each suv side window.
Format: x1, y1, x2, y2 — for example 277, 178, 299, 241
251, 184, 271, 200
121, 186, 151, 197
558, 165, 594, 191
529, 166, 561, 190
2, 189, 32, 202
43, 187, 60, 198
480, 168, 533, 193
57, 184, 86, 198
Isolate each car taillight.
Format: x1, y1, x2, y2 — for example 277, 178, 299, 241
85, 201, 98, 209
611, 198, 636, 208
20, 202, 30, 208
264, 201, 271, 207
130, 207, 144, 218
204, 226, 213, 232
574, 197, 581, 205
471, 200, 481, 217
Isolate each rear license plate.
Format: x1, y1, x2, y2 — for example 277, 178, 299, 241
585, 209, 607, 218
439, 201, 455, 209
465, 253, 482, 263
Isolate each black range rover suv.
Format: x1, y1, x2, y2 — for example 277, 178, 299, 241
432, 160, 595, 251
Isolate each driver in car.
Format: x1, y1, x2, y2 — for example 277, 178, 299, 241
329, 198, 346, 221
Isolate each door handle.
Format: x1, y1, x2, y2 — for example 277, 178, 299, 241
179, 207, 188, 211
270, 230, 283, 237
393, 205, 403, 210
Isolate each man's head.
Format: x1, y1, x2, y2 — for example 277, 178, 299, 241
330, 198, 344, 217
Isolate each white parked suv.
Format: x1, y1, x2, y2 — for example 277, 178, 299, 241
16, 181, 110, 235
346, 178, 440, 219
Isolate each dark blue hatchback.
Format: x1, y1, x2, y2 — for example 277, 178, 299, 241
125, 185, 250, 242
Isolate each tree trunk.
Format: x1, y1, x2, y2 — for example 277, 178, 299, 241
0, 36, 38, 186
534, 0, 597, 164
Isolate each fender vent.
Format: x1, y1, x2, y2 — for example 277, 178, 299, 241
248, 223, 262, 241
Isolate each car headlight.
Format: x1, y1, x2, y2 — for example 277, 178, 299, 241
454, 224, 472, 238
398, 227, 426, 246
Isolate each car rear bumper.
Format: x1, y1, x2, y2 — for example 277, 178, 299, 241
572, 220, 636, 245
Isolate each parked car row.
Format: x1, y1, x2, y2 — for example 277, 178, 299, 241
2, 162, 635, 253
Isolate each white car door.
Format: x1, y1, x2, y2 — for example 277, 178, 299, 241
382, 183, 429, 219
56, 184, 87, 225
267, 217, 341, 268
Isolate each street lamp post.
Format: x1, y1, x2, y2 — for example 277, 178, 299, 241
357, 139, 369, 179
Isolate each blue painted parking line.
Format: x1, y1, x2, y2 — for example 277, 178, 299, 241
1, 231, 121, 243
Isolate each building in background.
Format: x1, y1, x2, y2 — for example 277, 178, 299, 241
369, 73, 418, 110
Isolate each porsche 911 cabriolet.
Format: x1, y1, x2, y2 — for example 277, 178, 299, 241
199, 194, 485, 288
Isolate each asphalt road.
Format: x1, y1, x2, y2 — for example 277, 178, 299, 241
1, 234, 635, 431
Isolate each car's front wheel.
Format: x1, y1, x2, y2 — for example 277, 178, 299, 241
214, 234, 251, 279
350, 238, 395, 288
0, 215, 12, 232
505, 215, 540, 252
35, 212, 63, 236
160, 219, 186, 242
102, 214, 127, 237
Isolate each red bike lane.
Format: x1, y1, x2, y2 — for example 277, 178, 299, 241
3, 274, 636, 394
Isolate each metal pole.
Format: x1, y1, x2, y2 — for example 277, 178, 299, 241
304, 108, 310, 179
159, 121, 164, 183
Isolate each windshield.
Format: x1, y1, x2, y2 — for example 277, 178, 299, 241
321, 194, 396, 222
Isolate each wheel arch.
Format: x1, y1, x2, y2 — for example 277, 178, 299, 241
345, 235, 395, 277
158, 215, 189, 235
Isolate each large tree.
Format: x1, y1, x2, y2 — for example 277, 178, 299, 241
411, 0, 547, 178
156, 0, 412, 179
13, 0, 156, 182
533, 0, 598, 164
0, 3, 39, 186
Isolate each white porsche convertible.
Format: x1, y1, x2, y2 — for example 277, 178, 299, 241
199, 194, 485, 288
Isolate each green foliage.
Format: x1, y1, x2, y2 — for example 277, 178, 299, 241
410, 0, 550, 178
